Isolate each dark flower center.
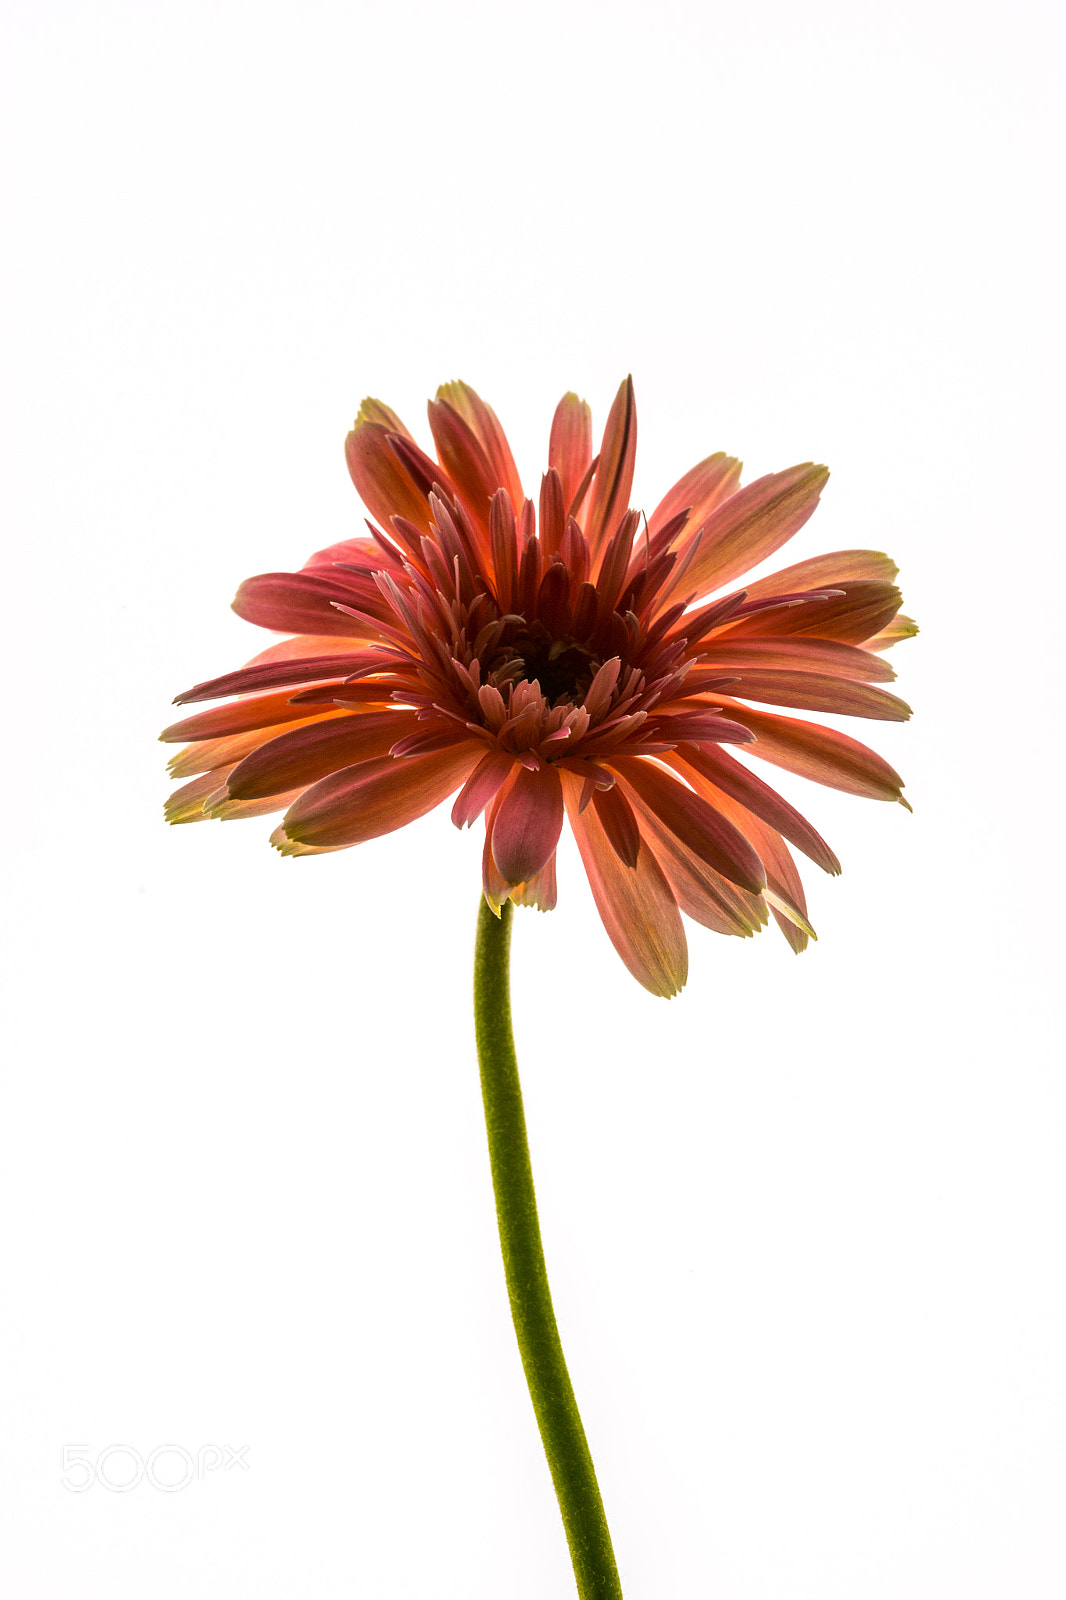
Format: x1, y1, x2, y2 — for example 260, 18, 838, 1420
486, 623, 604, 707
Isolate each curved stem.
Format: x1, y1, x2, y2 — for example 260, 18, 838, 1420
473, 895, 623, 1599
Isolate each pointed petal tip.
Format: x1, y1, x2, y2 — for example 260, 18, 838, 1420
898, 794, 913, 813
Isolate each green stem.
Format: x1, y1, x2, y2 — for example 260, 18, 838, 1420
473, 896, 623, 1599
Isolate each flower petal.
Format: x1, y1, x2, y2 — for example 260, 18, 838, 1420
591, 783, 641, 867
583, 376, 637, 560
647, 453, 743, 543
680, 463, 830, 600
618, 782, 767, 938
226, 710, 418, 801
451, 749, 516, 829
716, 699, 907, 802
611, 756, 766, 894
172, 650, 388, 706
561, 770, 688, 997
712, 670, 911, 721
548, 392, 593, 519
490, 762, 565, 885
231, 572, 387, 638
673, 744, 840, 875
699, 637, 897, 683
434, 381, 523, 511
345, 406, 443, 536
511, 852, 558, 911
740, 548, 899, 602
274, 743, 482, 853
715, 581, 903, 646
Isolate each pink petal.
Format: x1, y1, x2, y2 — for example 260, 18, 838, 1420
618, 782, 767, 938
675, 764, 815, 949
227, 710, 419, 801
166, 716, 340, 781
344, 411, 442, 536
548, 392, 593, 520
490, 762, 565, 885
231, 572, 387, 638
740, 548, 899, 602
510, 852, 558, 911
172, 649, 387, 706
591, 783, 641, 867
699, 637, 897, 684
583, 377, 637, 560
560, 770, 688, 997
716, 699, 907, 802
165, 768, 236, 825
715, 581, 902, 646
647, 453, 743, 542
240, 634, 372, 669
611, 757, 766, 895
434, 381, 524, 511
451, 750, 517, 828
427, 398, 501, 537
673, 745, 840, 875
275, 742, 482, 853
162, 688, 358, 743
712, 670, 911, 721
863, 614, 919, 652
679, 463, 830, 600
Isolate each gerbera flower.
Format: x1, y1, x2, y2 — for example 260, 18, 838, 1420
162, 378, 914, 995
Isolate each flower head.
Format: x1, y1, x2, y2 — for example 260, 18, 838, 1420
163, 379, 914, 994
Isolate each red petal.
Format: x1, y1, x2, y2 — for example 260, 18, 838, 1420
741, 548, 898, 602
647, 453, 742, 542
592, 783, 641, 867
715, 581, 902, 646
344, 413, 441, 536
583, 377, 637, 560
511, 852, 558, 911
434, 381, 523, 511
548, 392, 593, 520
673, 745, 840, 875
699, 637, 897, 684
680, 464, 829, 600
451, 750, 517, 828
611, 757, 766, 894
172, 650, 387, 706
716, 699, 907, 801
275, 742, 482, 853
162, 688, 356, 743
231, 572, 387, 638
619, 782, 767, 938
490, 762, 565, 885
713, 670, 911, 721
561, 770, 688, 997
226, 710, 417, 801
166, 713, 344, 780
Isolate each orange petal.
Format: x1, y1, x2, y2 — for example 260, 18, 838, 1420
710, 670, 911, 722
618, 781, 767, 938
226, 710, 418, 801
673, 744, 840, 875
345, 412, 441, 536
274, 742, 482, 853
490, 762, 564, 884
548, 392, 593, 519
583, 377, 637, 560
698, 637, 897, 684
716, 699, 907, 801
611, 756, 766, 895
680, 463, 829, 600
740, 548, 898, 602
433, 381, 523, 510
647, 453, 742, 542
716, 580, 903, 646
561, 769, 687, 997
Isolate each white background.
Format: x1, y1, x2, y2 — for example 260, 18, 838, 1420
2, 0, 1063, 1595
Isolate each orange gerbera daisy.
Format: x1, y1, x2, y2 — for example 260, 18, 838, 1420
162, 378, 914, 995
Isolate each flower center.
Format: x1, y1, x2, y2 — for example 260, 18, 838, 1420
487, 624, 603, 707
